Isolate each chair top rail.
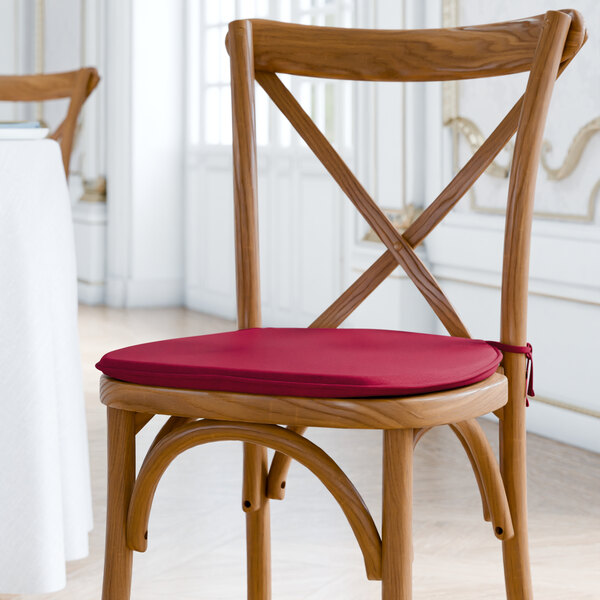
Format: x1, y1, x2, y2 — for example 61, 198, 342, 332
229, 10, 584, 82
0, 68, 99, 102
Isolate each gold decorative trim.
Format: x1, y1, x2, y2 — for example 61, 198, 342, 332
541, 116, 600, 180
445, 116, 512, 178
534, 395, 600, 420
362, 205, 422, 243
468, 178, 600, 223
81, 176, 107, 203
442, 0, 599, 223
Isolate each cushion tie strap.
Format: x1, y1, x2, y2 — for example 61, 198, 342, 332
486, 341, 534, 406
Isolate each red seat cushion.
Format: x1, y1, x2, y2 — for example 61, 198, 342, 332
96, 328, 502, 398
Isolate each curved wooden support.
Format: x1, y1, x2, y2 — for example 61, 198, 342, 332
266, 426, 307, 500
134, 412, 154, 434
413, 425, 491, 521
412, 427, 432, 447
127, 420, 382, 580
101, 372, 508, 430
449, 420, 514, 540
448, 424, 492, 523
412, 422, 509, 531
148, 416, 195, 453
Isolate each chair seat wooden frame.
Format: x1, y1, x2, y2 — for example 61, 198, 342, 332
100, 11, 586, 600
0, 68, 100, 176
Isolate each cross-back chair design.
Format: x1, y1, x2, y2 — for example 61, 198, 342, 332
98, 10, 586, 600
0, 68, 100, 176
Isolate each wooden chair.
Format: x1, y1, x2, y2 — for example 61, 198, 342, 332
98, 10, 586, 599
0, 68, 100, 176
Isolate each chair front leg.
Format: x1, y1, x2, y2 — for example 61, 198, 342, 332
382, 428, 414, 600
243, 443, 271, 600
102, 407, 136, 600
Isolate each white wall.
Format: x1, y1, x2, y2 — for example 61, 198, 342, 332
424, 0, 600, 452
105, 0, 185, 307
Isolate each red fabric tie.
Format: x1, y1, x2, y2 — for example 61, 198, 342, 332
486, 341, 534, 406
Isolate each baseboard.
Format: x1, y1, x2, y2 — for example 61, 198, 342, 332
105, 277, 183, 307
78, 280, 106, 305
185, 287, 236, 320
525, 400, 599, 454
105, 277, 126, 307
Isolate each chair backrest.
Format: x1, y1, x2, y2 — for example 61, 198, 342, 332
227, 11, 586, 400
0, 68, 100, 176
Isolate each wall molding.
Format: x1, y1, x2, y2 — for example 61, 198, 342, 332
441, 0, 600, 223
105, 0, 133, 307
525, 401, 600, 453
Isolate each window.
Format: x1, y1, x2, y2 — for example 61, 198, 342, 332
187, 0, 355, 150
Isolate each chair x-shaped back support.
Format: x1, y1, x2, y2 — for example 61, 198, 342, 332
226, 10, 586, 599
230, 13, 586, 337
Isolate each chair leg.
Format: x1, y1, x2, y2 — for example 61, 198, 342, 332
246, 502, 271, 599
382, 428, 413, 600
102, 407, 136, 600
500, 414, 533, 599
244, 444, 271, 600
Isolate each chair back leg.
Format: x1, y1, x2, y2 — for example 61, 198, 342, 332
382, 428, 414, 599
500, 388, 533, 599
102, 407, 136, 600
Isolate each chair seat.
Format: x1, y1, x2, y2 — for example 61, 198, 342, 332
96, 328, 502, 398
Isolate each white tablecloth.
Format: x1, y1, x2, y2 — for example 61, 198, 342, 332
0, 140, 92, 593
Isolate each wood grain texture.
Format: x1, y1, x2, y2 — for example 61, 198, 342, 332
0, 68, 99, 175
449, 420, 514, 541
498, 12, 574, 600
101, 408, 136, 600
245, 444, 271, 600
266, 425, 307, 500
229, 26, 270, 595
134, 412, 154, 434
393, 235, 470, 337
230, 21, 261, 331
243, 443, 268, 513
382, 429, 413, 599
445, 425, 492, 523
247, 16, 582, 82
125, 420, 382, 581
246, 496, 271, 600
100, 372, 508, 430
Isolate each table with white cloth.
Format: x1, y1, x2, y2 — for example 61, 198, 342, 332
0, 139, 92, 593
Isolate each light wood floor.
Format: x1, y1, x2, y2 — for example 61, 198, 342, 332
3, 306, 599, 599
